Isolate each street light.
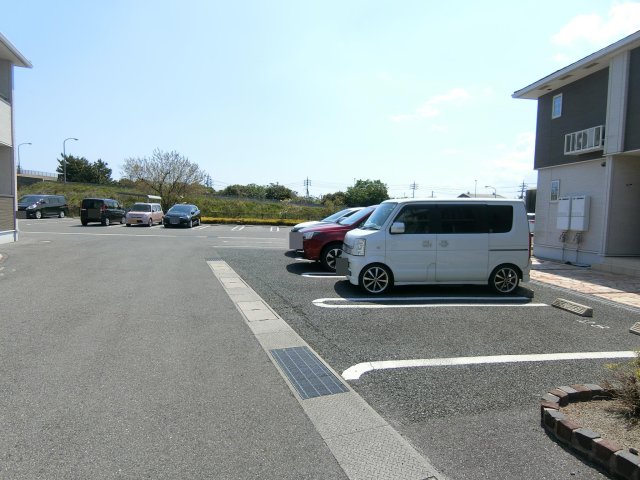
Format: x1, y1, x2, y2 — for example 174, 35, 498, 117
485, 185, 497, 197
17, 142, 32, 174
63, 137, 78, 184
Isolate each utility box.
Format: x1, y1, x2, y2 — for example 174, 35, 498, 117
556, 196, 571, 230
569, 195, 590, 231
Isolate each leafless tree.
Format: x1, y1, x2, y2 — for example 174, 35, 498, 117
122, 149, 205, 211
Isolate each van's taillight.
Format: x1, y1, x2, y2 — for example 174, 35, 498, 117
528, 233, 532, 258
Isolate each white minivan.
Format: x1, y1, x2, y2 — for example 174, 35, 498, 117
338, 198, 531, 294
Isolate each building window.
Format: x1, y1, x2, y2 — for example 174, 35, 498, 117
551, 180, 560, 201
552, 94, 563, 119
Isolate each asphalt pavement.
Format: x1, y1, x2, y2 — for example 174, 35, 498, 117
2, 221, 640, 479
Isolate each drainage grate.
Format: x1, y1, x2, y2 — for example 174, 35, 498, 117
270, 346, 348, 400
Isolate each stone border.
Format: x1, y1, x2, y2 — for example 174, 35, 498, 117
541, 384, 640, 479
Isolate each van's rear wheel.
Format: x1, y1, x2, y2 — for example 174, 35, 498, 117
58, 211, 65, 218
320, 243, 342, 271
102, 217, 111, 226
359, 264, 392, 294
489, 264, 520, 294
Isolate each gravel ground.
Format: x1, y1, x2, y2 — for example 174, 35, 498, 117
562, 399, 640, 451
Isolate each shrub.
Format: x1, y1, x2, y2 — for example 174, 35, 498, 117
603, 352, 640, 422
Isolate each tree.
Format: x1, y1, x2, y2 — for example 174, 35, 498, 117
321, 191, 347, 209
56, 155, 113, 184
344, 179, 389, 206
122, 149, 205, 211
91, 159, 113, 185
265, 183, 295, 201
220, 183, 267, 199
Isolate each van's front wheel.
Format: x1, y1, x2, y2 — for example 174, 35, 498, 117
359, 264, 392, 294
489, 264, 520, 294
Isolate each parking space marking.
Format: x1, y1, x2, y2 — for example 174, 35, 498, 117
270, 226, 280, 232
231, 225, 245, 231
302, 273, 344, 278
23, 231, 191, 238
313, 296, 546, 309
342, 351, 637, 381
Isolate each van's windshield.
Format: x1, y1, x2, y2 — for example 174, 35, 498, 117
19, 196, 43, 204
360, 203, 397, 230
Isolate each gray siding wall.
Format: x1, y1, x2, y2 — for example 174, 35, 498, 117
625, 47, 640, 152
534, 68, 609, 169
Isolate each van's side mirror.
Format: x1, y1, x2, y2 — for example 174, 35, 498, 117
390, 222, 405, 234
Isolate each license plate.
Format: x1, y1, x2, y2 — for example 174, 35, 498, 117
171, 218, 179, 224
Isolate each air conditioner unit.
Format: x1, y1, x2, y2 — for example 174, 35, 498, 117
564, 126, 605, 155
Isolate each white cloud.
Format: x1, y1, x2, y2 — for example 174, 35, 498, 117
391, 87, 470, 122
552, 2, 640, 47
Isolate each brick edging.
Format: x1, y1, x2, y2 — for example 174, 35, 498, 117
541, 384, 640, 479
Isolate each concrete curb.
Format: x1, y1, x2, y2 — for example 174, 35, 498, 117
540, 384, 640, 479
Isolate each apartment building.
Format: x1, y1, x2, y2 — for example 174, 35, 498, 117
514, 30, 640, 274
0, 33, 31, 244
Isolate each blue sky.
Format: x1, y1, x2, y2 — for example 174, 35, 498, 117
4, 1, 640, 198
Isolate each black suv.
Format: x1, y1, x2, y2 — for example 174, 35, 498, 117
17, 194, 69, 219
80, 198, 126, 226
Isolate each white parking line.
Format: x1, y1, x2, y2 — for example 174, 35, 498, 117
270, 226, 280, 232
313, 296, 546, 309
231, 225, 245, 231
342, 351, 637, 380
302, 273, 344, 278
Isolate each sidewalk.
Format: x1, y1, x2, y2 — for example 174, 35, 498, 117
530, 257, 640, 309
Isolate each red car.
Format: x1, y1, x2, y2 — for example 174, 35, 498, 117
300, 205, 377, 271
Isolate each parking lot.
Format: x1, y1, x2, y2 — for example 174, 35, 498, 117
3, 217, 639, 479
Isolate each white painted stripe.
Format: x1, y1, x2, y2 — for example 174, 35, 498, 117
23, 231, 184, 238
302, 273, 346, 278
231, 225, 245, 231
313, 296, 546, 308
342, 351, 637, 380
218, 236, 284, 241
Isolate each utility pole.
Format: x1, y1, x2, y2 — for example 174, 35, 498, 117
304, 177, 311, 198
519, 181, 527, 199
410, 181, 419, 198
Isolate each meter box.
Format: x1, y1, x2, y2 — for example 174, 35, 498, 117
556, 196, 571, 230
569, 195, 590, 231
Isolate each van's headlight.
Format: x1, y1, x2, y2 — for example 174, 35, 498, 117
353, 238, 366, 256
302, 231, 317, 240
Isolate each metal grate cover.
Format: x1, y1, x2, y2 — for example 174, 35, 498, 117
271, 346, 348, 400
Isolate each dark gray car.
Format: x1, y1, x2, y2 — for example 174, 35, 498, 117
17, 194, 69, 219
163, 204, 201, 228
80, 198, 126, 226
